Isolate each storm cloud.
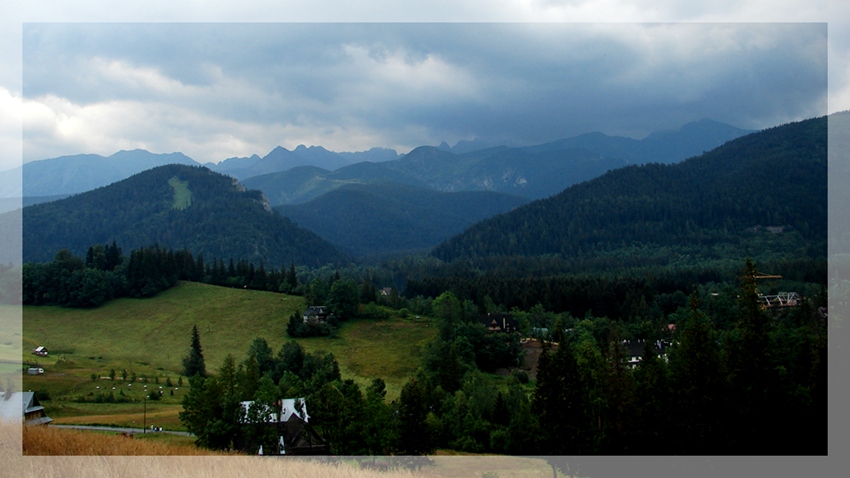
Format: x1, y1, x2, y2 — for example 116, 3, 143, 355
18, 22, 827, 165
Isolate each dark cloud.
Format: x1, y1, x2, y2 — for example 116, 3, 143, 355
21, 23, 827, 163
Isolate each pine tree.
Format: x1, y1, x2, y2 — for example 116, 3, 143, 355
531, 336, 592, 455
725, 259, 780, 452
667, 292, 726, 454
393, 376, 433, 456
182, 325, 206, 378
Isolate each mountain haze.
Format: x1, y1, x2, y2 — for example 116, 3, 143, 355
240, 162, 430, 206
214, 145, 402, 180
275, 182, 529, 258
520, 119, 753, 164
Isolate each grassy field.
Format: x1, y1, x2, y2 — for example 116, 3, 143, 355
22, 281, 436, 428
169, 176, 193, 210
10, 423, 556, 477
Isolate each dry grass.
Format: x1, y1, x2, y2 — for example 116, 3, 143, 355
22, 424, 225, 456
4, 424, 558, 478
5, 424, 425, 478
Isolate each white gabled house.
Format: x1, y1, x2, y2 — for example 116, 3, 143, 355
238, 397, 328, 455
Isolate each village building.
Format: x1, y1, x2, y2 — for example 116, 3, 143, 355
478, 313, 519, 334
302, 306, 331, 324
0, 391, 53, 426
622, 339, 670, 368
238, 398, 329, 455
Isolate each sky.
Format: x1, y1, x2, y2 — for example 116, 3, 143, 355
0, 1, 845, 171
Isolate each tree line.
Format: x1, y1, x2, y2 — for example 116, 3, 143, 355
21, 243, 302, 307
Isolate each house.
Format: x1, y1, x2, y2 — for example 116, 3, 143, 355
32, 346, 48, 357
239, 398, 329, 455
302, 306, 331, 324
0, 392, 53, 426
622, 339, 669, 368
478, 314, 519, 334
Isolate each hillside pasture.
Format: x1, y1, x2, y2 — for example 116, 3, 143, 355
22, 281, 435, 426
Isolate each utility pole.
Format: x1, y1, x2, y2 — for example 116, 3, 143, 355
143, 396, 147, 434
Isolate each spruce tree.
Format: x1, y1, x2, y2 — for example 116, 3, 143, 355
182, 325, 206, 378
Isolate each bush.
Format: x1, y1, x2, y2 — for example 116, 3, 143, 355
512, 369, 530, 384
75, 391, 132, 404
34, 389, 51, 401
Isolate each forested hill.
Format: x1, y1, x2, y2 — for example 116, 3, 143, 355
431, 115, 827, 267
20, 164, 347, 267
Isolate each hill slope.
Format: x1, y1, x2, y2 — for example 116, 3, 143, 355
276, 182, 529, 257
431, 116, 827, 266
23, 281, 434, 400
20, 164, 347, 266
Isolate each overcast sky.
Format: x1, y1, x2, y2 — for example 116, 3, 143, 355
0, 1, 845, 171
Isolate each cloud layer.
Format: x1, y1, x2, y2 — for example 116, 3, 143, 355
17, 23, 827, 166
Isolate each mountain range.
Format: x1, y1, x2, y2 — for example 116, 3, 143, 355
2, 119, 752, 207
208, 145, 401, 180
12, 116, 801, 267
238, 119, 754, 206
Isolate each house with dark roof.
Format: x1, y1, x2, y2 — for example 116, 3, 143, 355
239, 397, 329, 455
302, 306, 331, 324
621, 339, 669, 368
0, 392, 53, 426
478, 314, 519, 334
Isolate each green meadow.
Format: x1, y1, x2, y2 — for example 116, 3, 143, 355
22, 281, 436, 428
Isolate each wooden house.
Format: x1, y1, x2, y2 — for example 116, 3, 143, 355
478, 313, 519, 334
239, 398, 329, 455
0, 392, 53, 426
